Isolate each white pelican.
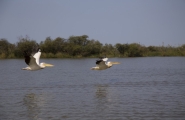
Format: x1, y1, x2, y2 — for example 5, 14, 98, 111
91, 57, 120, 70
22, 47, 54, 71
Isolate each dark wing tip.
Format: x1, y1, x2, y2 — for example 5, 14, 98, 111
96, 59, 103, 64
23, 51, 31, 65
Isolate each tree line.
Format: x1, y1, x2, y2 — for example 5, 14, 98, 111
0, 35, 185, 58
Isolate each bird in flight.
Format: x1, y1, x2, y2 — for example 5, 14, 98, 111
91, 57, 120, 70
22, 45, 54, 71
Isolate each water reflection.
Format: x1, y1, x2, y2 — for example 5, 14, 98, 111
95, 85, 110, 116
23, 93, 47, 120
95, 85, 108, 99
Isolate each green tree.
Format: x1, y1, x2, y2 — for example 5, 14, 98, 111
115, 43, 129, 56
14, 36, 37, 58
101, 44, 117, 57
0, 39, 9, 58
127, 43, 144, 57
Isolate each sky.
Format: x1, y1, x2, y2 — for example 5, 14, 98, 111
0, 0, 185, 46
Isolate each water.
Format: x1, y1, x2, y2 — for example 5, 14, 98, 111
0, 57, 185, 120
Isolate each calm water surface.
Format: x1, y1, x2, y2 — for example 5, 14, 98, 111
0, 57, 185, 120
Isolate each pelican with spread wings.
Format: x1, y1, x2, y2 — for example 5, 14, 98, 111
91, 57, 120, 70
22, 46, 54, 71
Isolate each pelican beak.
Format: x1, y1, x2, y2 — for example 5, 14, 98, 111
43, 63, 54, 67
111, 62, 120, 64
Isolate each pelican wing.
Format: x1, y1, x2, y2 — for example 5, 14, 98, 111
99, 57, 108, 61
33, 48, 41, 65
102, 57, 108, 62
24, 51, 41, 70
29, 56, 42, 70
96, 60, 108, 69
31, 44, 41, 65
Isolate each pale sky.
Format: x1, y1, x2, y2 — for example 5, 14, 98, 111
0, 0, 185, 46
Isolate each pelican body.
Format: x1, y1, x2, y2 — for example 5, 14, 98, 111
91, 57, 120, 70
22, 46, 53, 71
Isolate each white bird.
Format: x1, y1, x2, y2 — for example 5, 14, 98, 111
22, 47, 54, 71
91, 57, 120, 70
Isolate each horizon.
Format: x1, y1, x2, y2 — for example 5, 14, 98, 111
1, 35, 184, 47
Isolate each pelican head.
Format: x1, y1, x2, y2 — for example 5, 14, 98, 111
106, 61, 120, 67
40, 63, 54, 68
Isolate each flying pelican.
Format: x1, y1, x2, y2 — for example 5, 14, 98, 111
91, 57, 120, 70
22, 47, 54, 71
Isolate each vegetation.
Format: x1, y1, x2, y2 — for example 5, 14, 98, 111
0, 35, 185, 59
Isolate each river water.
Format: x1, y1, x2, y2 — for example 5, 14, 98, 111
0, 57, 185, 120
